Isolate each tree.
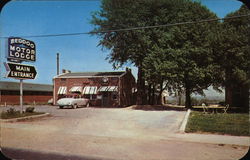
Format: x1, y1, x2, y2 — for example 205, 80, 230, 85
91, 0, 154, 105
210, 5, 250, 108
91, 0, 220, 108
91, 0, 190, 105
237, 0, 250, 9
143, 1, 219, 108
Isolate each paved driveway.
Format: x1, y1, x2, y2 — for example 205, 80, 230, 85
1, 105, 248, 160
1, 105, 186, 138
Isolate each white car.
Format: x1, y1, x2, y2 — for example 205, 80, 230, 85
57, 98, 90, 109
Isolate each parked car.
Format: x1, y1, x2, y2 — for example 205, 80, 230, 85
57, 98, 90, 109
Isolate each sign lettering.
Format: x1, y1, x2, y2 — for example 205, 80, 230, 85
7, 37, 36, 62
4, 62, 37, 79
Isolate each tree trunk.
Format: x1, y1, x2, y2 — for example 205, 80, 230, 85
136, 65, 145, 105
152, 85, 155, 105
157, 80, 164, 105
148, 84, 152, 105
178, 90, 182, 106
185, 85, 192, 108
225, 68, 233, 107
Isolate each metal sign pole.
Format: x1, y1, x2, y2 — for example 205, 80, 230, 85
20, 79, 23, 114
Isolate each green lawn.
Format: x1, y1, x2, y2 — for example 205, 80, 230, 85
185, 111, 250, 136
1, 111, 44, 119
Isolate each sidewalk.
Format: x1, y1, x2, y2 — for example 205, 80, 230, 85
171, 133, 250, 146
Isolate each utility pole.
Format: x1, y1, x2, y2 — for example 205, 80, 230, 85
57, 53, 59, 75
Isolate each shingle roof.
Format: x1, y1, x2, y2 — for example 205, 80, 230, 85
55, 71, 126, 78
0, 81, 53, 92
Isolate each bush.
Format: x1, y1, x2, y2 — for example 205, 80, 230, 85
6, 108, 20, 115
25, 107, 35, 113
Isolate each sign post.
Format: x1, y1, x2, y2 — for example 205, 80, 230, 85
4, 37, 37, 114
20, 79, 23, 114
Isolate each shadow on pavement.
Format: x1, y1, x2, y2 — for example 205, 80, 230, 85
2, 147, 114, 160
128, 105, 188, 111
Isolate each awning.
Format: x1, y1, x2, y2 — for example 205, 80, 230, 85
98, 86, 118, 92
82, 86, 97, 95
57, 86, 67, 95
69, 86, 82, 92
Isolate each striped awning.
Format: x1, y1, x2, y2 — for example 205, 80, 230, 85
69, 86, 82, 92
98, 86, 118, 92
57, 86, 67, 95
82, 86, 97, 95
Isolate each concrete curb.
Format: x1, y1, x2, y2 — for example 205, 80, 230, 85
0, 113, 50, 123
179, 109, 191, 133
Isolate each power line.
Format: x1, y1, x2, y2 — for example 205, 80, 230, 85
0, 14, 249, 39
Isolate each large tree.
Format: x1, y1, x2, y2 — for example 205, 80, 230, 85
91, 0, 189, 105
142, 1, 219, 108
91, 0, 220, 107
91, 0, 153, 105
210, 5, 250, 108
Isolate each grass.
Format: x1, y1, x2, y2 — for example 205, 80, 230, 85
185, 111, 250, 136
1, 108, 44, 119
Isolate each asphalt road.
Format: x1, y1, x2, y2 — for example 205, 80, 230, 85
0, 105, 248, 160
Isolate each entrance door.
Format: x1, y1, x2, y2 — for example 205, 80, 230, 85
102, 92, 110, 106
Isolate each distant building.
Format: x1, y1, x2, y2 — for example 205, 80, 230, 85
53, 69, 136, 107
0, 81, 53, 105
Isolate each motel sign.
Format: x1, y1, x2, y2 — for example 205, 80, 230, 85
7, 37, 36, 62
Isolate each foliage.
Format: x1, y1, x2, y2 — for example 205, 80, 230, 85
186, 111, 250, 136
1, 108, 43, 119
210, 5, 250, 88
5, 108, 20, 116
91, 1, 249, 107
91, 0, 219, 106
25, 107, 35, 113
142, 0, 219, 107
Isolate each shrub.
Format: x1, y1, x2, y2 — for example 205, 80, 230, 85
6, 108, 19, 115
25, 107, 35, 113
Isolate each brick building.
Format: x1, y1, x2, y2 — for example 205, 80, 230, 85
53, 69, 136, 107
0, 81, 53, 105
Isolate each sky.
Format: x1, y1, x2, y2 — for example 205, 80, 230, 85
0, 0, 243, 85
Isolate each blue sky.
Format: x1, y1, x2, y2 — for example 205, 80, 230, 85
0, 0, 243, 85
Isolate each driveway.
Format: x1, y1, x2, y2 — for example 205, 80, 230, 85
0, 105, 248, 160
1, 105, 185, 138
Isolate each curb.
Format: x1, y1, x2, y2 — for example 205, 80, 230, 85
0, 113, 50, 123
179, 109, 191, 133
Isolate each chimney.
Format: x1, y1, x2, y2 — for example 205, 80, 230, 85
62, 69, 71, 73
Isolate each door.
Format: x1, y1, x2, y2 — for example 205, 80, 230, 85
102, 92, 110, 106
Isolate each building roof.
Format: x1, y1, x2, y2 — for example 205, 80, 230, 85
0, 81, 53, 92
55, 71, 126, 78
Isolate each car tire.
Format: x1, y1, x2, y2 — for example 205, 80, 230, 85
59, 106, 63, 109
73, 104, 77, 109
